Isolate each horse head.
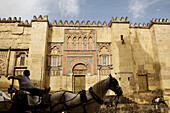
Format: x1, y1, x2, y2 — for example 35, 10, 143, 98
109, 74, 123, 96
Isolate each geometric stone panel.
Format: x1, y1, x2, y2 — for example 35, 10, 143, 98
64, 29, 96, 50
0, 59, 6, 76
63, 51, 97, 75
0, 51, 8, 75
0, 51, 8, 60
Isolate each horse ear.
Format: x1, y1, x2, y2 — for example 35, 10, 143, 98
109, 74, 112, 78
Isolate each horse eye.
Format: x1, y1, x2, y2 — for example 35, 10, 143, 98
115, 80, 118, 84
112, 79, 118, 85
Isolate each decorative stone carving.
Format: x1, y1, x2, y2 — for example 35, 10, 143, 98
97, 42, 112, 75
0, 59, 6, 75
47, 42, 63, 76
0, 51, 7, 76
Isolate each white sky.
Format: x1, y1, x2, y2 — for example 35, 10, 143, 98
0, 0, 170, 24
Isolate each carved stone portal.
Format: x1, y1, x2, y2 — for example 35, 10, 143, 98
63, 29, 97, 75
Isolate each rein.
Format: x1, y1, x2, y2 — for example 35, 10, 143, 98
89, 87, 104, 105
114, 95, 120, 113
52, 87, 105, 113
51, 90, 94, 112
109, 76, 121, 113
89, 86, 120, 113
51, 91, 79, 110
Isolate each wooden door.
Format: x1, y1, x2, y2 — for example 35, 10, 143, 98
74, 75, 85, 93
138, 75, 148, 91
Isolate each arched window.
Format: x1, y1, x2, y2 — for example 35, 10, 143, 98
78, 37, 82, 50
100, 46, 109, 55
83, 37, 88, 50
16, 53, 28, 67
47, 44, 62, 76
51, 56, 57, 66
99, 45, 109, 66
72, 37, 77, 50
102, 56, 107, 66
49, 46, 60, 67
98, 44, 112, 76
15, 52, 28, 75
52, 46, 58, 54
67, 37, 72, 50
20, 56, 25, 66
88, 37, 93, 50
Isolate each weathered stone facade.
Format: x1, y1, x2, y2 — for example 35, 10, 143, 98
0, 16, 170, 107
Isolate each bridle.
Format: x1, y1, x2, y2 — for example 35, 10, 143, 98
108, 76, 121, 112
89, 76, 122, 112
109, 76, 122, 94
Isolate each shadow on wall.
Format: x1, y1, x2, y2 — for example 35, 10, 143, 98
116, 30, 162, 103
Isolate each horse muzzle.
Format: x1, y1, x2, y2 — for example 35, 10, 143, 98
115, 87, 123, 96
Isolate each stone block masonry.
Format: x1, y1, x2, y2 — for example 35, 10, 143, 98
0, 15, 170, 107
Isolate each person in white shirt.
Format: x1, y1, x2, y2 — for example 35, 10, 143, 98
8, 70, 50, 96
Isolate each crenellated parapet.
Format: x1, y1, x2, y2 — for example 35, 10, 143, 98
31, 15, 49, 22
0, 15, 49, 27
50, 19, 109, 27
0, 17, 21, 23
130, 18, 170, 29
108, 17, 130, 27
0, 16, 32, 27
129, 23, 149, 29
50, 17, 129, 27
18, 20, 32, 27
0, 16, 169, 28
149, 18, 170, 28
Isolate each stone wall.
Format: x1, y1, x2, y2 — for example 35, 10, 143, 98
0, 16, 170, 107
0, 19, 31, 92
150, 23, 170, 106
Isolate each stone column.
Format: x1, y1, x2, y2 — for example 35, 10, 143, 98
28, 16, 49, 89
8, 51, 16, 76
110, 18, 133, 96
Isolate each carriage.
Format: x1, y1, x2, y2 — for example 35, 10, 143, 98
0, 74, 122, 113
0, 90, 12, 112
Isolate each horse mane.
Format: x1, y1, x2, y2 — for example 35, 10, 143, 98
91, 77, 110, 98
93, 77, 110, 88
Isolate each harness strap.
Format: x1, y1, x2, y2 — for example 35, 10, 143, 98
51, 91, 80, 111
51, 90, 97, 113
63, 92, 67, 109
83, 103, 87, 113
89, 87, 104, 105
80, 90, 87, 113
114, 95, 119, 113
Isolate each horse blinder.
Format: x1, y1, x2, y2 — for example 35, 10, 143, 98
110, 78, 123, 96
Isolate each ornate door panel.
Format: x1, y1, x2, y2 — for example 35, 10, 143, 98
74, 75, 85, 93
